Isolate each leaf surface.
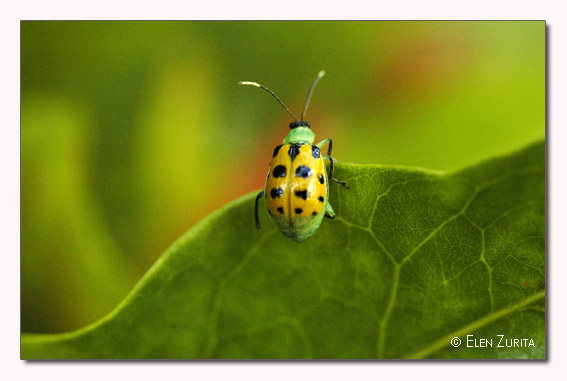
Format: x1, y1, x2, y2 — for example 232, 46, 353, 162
21, 141, 545, 359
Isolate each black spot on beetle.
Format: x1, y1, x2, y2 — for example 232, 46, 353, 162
273, 145, 283, 157
273, 165, 286, 178
312, 211, 317, 216
270, 187, 283, 199
318, 196, 324, 202
295, 165, 312, 178
312, 146, 320, 159
318, 173, 325, 184
277, 207, 284, 214
288, 144, 301, 161
295, 208, 303, 214
294, 190, 308, 200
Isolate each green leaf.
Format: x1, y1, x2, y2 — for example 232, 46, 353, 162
21, 141, 545, 359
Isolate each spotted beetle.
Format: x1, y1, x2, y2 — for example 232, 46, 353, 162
239, 71, 349, 242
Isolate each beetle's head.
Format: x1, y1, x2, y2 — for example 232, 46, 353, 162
289, 120, 310, 129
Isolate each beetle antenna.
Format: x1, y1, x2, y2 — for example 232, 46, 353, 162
301, 70, 325, 121
239, 81, 297, 121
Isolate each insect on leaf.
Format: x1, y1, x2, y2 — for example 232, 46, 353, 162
21, 140, 545, 359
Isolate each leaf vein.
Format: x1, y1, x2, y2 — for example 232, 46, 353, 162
203, 230, 276, 357
407, 290, 545, 359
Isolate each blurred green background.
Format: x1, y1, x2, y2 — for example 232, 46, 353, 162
21, 21, 544, 334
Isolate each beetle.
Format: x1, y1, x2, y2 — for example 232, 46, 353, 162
239, 71, 349, 242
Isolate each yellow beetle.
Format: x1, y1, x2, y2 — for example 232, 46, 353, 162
240, 71, 349, 242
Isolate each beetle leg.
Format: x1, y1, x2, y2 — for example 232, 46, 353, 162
316, 138, 349, 189
255, 190, 265, 229
324, 202, 336, 219
316, 137, 331, 151
328, 156, 349, 188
